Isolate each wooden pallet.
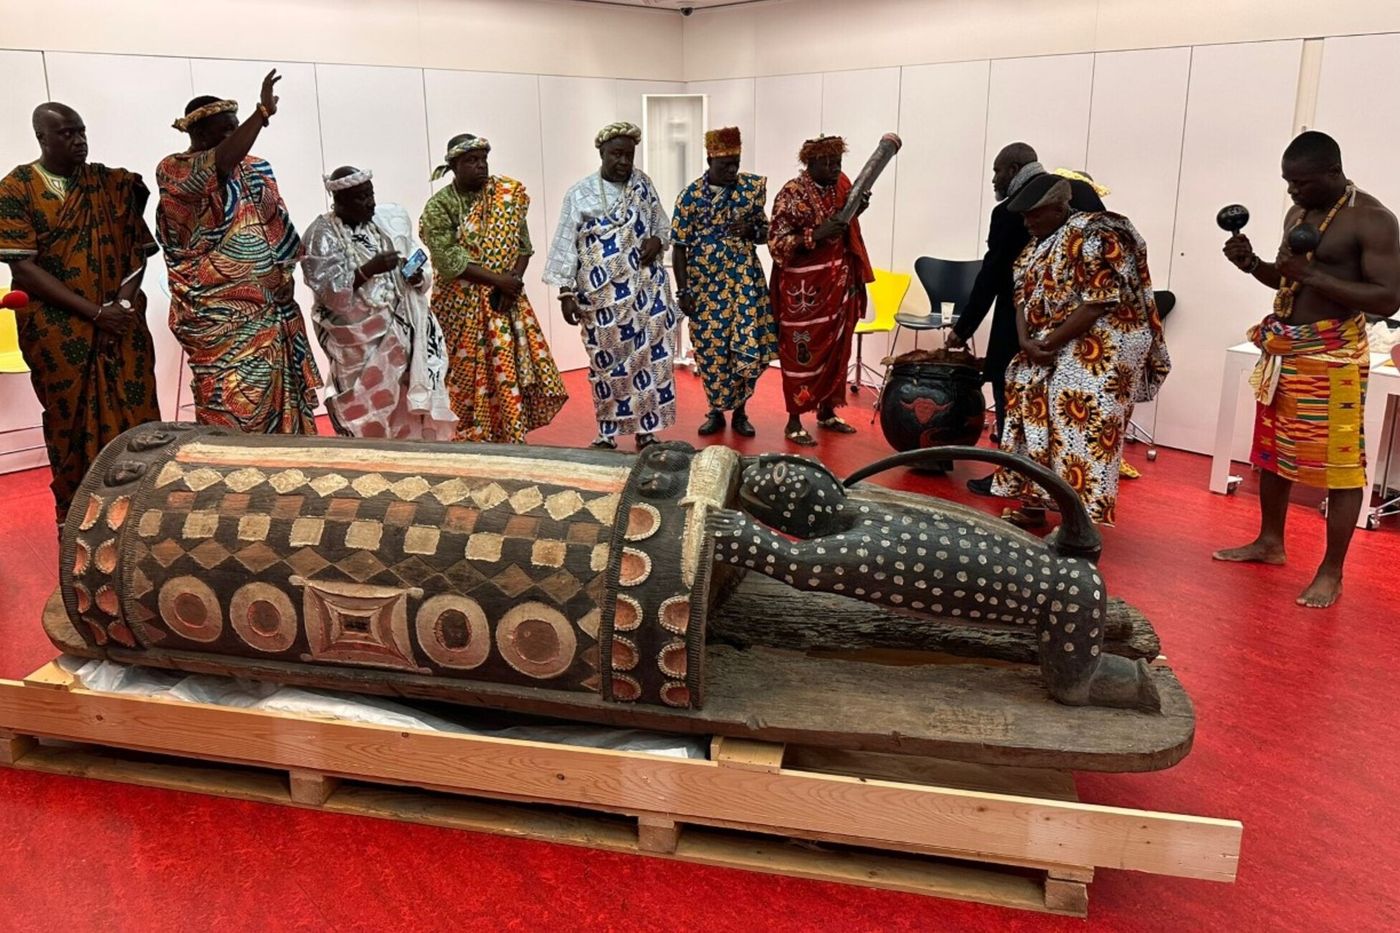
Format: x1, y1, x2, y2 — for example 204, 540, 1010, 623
0, 661, 1242, 917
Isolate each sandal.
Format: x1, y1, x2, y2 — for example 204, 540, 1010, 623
636, 433, 658, 450
785, 427, 818, 447
1001, 507, 1048, 529
589, 437, 617, 450
816, 415, 857, 434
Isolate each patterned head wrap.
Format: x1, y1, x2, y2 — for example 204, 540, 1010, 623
595, 122, 642, 149
705, 126, 742, 158
798, 135, 847, 164
1053, 168, 1111, 197
430, 135, 490, 181
324, 168, 373, 193
173, 99, 237, 132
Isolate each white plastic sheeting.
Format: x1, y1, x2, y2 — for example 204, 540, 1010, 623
58, 656, 706, 759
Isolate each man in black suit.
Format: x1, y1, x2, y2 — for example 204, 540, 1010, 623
950, 143, 1104, 495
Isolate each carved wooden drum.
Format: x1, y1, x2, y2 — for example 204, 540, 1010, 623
57, 424, 739, 710
878, 350, 986, 452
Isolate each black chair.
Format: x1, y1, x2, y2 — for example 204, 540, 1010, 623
1125, 288, 1175, 460
904, 257, 983, 349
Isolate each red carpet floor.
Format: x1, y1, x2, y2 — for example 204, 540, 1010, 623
2, 366, 1398, 932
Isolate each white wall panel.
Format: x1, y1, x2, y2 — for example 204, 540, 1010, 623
422, 69, 559, 365
537, 76, 618, 373
1315, 34, 1400, 221
315, 64, 431, 236
752, 73, 822, 220
1158, 40, 1303, 455
688, 78, 756, 153
1086, 47, 1191, 285
1085, 47, 1192, 442
982, 54, 1094, 244
890, 58, 992, 360
44, 52, 194, 422
0, 50, 51, 471
821, 68, 901, 372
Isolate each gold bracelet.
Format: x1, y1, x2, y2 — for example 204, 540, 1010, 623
256, 103, 271, 125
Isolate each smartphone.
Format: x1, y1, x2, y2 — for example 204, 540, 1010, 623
401, 248, 428, 279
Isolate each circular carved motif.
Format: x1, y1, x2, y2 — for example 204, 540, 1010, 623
611, 636, 638, 671
416, 594, 490, 670
496, 602, 577, 679
624, 503, 661, 541
94, 539, 119, 575
659, 641, 688, 679
230, 583, 298, 653
660, 682, 691, 708
157, 576, 224, 643
658, 595, 690, 635
618, 548, 651, 587
613, 594, 641, 631
610, 674, 641, 702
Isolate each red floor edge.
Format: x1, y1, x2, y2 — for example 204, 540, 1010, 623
1, 366, 1397, 932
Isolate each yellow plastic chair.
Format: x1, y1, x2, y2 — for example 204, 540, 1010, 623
0, 289, 28, 374
849, 268, 910, 394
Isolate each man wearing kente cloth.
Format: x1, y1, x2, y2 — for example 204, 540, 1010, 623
0, 103, 161, 527
421, 134, 566, 443
671, 126, 776, 438
1216, 132, 1400, 608
544, 121, 679, 450
302, 166, 456, 440
768, 135, 874, 447
989, 174, 1170, 527
156, 70, 321, 434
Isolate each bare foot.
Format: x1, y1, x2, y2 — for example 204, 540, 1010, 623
1212, 540, 1286, 565
1297, 571, 1342, 608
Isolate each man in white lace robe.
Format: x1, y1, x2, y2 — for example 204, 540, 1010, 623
301, 166, 456, 439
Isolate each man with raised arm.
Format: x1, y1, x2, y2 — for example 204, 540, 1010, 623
156, 70, 321, 434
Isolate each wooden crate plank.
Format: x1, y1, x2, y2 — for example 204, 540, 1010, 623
636, 814, 681, 854
1044, 877, 1090, 914
0, 676, 1241, 881
0, 730, 36, 766
289, 769, 339, 806
22, 662, 76, 690
710, 736, 785, 772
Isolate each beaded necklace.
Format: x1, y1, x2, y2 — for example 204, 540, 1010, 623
1274, 183, 1355, 320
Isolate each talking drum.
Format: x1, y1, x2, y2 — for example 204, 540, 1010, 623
56, 424, 739, 711
878, 350, 986, 453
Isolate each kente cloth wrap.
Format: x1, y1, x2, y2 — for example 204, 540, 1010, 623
420, 176, 567, 443
155, 149, 322, 434
173, 100, 237, 132
0, 161, 161, 524
767, 171, 874, 415
595, 122, 642, 149
671, 172, 776, 410
544, 170, 678, 438
430, 136, 491, 182
1247, 313, 1369, 489
991, 211, 1171, 526
301, 204, 457, 440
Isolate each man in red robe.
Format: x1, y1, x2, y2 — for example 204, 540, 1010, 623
768, 135, 874, 446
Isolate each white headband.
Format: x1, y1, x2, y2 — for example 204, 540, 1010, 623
324, 168, 373, 193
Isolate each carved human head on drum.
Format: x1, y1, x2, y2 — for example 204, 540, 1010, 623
737, 455, 848, 537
